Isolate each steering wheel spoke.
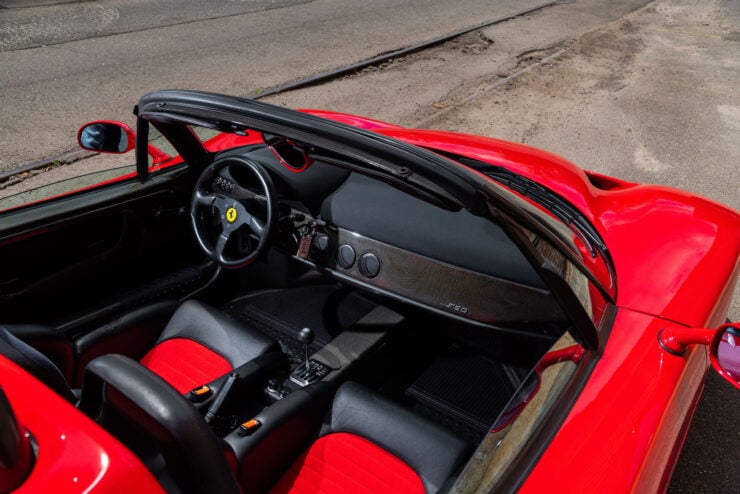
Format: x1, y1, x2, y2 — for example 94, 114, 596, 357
249, 216, 266, 239
194, 190, 219, 207
214, 232, 232, 264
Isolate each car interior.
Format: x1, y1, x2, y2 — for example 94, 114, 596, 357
0, 122, 573, 493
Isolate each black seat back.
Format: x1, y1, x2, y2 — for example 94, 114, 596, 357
79, 354, 241, 494
325, 382, 472, 494
0, 326, 76, 403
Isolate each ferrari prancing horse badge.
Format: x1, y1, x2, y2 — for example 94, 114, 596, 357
226, 207, 237, 223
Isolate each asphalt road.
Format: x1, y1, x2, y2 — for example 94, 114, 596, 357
0, 0, 551, 171
1, 0, 739, 492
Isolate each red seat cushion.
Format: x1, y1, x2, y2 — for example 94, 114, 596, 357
271, 432, 424, 494
140, 338, 231, 394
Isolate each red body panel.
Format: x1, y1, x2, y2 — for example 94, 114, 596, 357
298, 109, 403, 131
202, 131, 264, 152
519, 309, 709, 493
0, 356, 164, 494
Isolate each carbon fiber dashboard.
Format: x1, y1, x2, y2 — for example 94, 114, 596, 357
293, 225, 564, 327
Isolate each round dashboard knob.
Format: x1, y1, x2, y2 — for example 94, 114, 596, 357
357, 252, 381, 278
312, 234, 331, 255
336, 244, 356, 269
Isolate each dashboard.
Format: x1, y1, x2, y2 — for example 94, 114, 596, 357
221, 145, 566, 329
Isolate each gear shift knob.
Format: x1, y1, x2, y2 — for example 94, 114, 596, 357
298, 327, 314, 373
298, 327, 315, 346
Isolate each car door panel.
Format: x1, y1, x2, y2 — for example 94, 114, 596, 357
0, 169, 201, 328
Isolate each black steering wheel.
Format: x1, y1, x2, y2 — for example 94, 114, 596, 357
190, 156, 276, 268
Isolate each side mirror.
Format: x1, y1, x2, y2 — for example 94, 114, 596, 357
711, 324, 740, 389
659, 322, 740, 390
77, 121, 135, 154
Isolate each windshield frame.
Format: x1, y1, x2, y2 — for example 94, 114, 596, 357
136, 90, 616, 349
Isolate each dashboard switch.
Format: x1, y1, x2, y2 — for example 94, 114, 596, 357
337, 244, 356, 269
358, 252, 381, 278
313, 234, 331, 254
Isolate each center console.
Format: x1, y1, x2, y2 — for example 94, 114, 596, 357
261, 304, 398, 402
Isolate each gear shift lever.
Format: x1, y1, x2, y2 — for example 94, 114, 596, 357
290, 327, 330, 387
297, 327, 314, 373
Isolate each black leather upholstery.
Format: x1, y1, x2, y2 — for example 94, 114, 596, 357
0, 326, 77, 403
323, 382, 472, 494
2, 323, 74, 381
189, 352, 290, 416
226, 382, 337, 494
1, 299, 278, 406
232, 381, 472, 494
80, 354, 241, 494
74, 300, 179, 385
157, 300, 279, 368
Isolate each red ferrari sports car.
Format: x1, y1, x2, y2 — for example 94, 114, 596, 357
0, 90, 738, 493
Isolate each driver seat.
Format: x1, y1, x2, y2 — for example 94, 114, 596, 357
0, 299, 279, 400
138, 299, 279, 393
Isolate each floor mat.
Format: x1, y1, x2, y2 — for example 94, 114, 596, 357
226, 284, 378, 359
405, 348, 525, 443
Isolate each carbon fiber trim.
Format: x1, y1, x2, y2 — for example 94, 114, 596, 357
299, 227, 564, 325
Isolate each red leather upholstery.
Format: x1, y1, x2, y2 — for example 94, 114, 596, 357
271, 432, 424, 494
139, 300, 279, 393
140, 338, 232, 394
253, 383, 472, 494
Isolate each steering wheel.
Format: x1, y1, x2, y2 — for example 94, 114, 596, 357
190, 156, 277, 268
